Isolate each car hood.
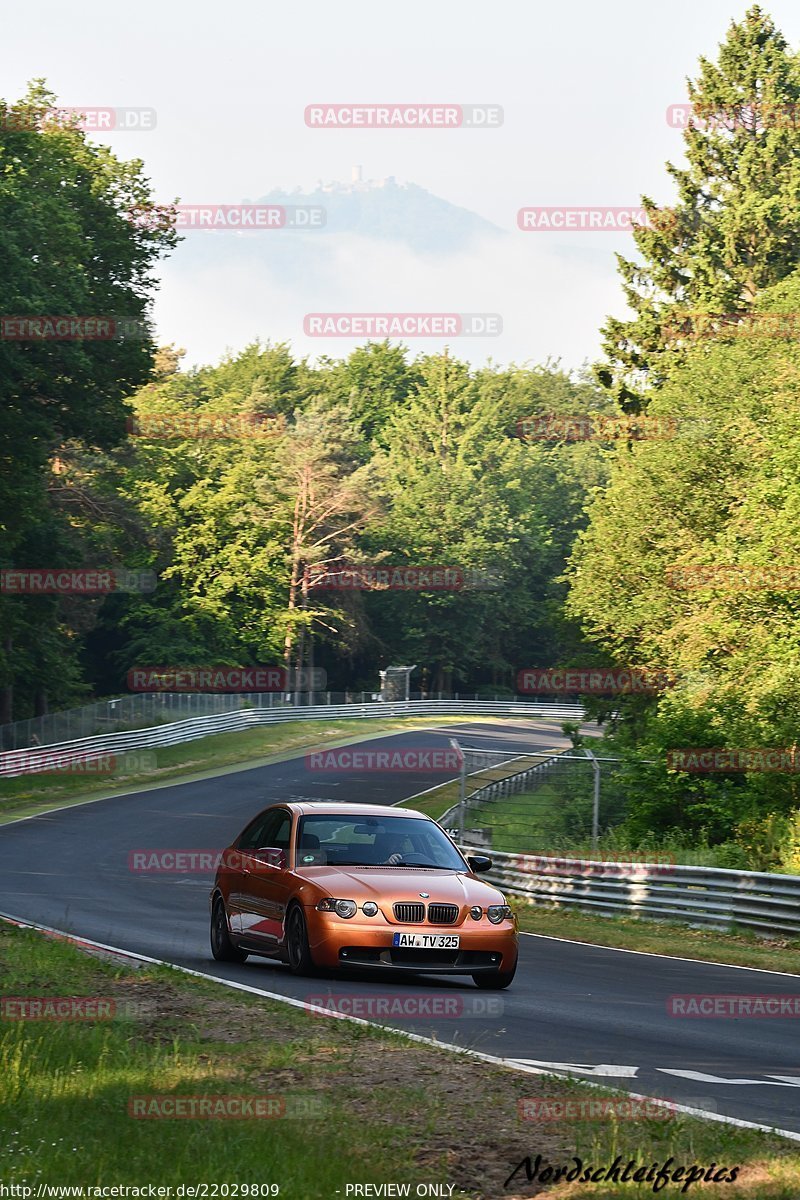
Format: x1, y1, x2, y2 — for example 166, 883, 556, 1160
304, 866, 505, 905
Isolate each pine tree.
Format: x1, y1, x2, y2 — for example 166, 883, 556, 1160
599, 5, 800, 411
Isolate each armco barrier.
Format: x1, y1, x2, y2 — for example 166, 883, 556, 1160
0, 699, 586, 778
466, 845, 800, 936
0, 690, 567, 752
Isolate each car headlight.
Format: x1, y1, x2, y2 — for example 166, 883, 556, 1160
362, 902, 379, 917
316, 898, 357, 918
487, 904, 513, 924
469, 906, 483, 921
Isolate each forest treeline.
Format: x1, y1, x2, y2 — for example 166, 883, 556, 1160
5, 7, 800, 861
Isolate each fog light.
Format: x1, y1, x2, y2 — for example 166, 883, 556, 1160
469, 906, 483, 921
362, 902, 379, 917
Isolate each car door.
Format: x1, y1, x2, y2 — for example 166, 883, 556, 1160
237, 808, 293, 949
227, 809, 278, 933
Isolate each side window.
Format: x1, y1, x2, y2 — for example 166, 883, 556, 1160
239, 809, 290, 850
238, 813, 269, 850
270, 811, 291, 851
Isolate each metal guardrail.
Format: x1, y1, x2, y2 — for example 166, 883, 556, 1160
0, 699, 586, 778
0, 692, 584, 752
6, 695, 798, 925
466, 845, 800, 936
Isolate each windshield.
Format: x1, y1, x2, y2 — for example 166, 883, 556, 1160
295, 814, 467, 870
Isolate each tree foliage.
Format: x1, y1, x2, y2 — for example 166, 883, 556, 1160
599, 5, 800, 410
0, 82, 174, 719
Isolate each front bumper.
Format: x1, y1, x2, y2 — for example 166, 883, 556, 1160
305, 910, 518, 973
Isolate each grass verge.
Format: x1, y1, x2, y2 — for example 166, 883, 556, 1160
1, 921, 798, 1198
411, 752, 562, 822
472, 780, 731, 866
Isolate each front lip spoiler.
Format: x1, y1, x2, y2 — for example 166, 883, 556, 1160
337, 959, 503, 974
338, 955, 506, 974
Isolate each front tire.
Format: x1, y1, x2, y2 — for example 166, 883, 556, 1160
473, 960, 516, 990
211, 898, 248, 963
286, 905, 316, 975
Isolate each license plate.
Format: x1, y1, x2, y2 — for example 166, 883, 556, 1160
392, 932, 460, 949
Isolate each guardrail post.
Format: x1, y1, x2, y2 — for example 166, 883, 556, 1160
583, 747, 601, 852
451, 737, 467, 841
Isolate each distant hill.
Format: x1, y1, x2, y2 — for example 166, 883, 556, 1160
254, 174, 503, 254
164, 175, 505, 291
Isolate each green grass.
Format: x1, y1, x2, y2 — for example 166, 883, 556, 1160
0, 929, 408, 1191
409, 752, 563, 822
462, 781, 758, 867
470, 780, 575, 852
0, 714, 511, 824
1, 922, 799, 1197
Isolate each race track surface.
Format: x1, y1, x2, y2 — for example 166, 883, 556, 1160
2, 720, 799, 1136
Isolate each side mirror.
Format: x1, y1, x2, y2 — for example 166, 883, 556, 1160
468, 854, 493, 874
253, 846, 287, 870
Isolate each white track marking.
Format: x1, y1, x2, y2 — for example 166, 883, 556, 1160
509, 1060, 640, 1077
659, 1069, 800, 1088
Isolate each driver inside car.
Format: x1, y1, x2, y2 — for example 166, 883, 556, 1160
372, 829, 410, 865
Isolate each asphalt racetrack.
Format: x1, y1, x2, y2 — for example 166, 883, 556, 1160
2, 720, 799, 1137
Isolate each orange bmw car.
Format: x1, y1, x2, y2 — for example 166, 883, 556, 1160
209, 801, 518, 988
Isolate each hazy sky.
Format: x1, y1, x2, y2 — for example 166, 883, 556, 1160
4, 0, 799, 370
